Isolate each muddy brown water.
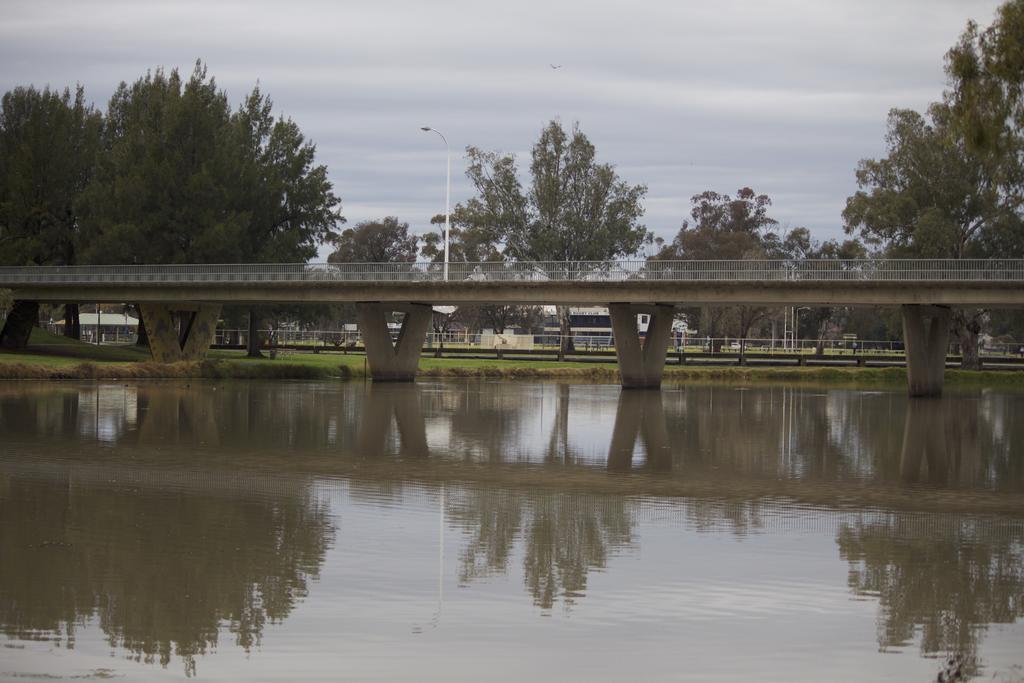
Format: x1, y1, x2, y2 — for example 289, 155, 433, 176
1, 380, 1022, 681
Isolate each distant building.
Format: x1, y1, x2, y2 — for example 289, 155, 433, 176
539, 306, 653, 348
53, 312, 138, 343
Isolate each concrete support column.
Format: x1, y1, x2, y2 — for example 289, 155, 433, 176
609, 303, 675, 389
0, 300, 40, 349
901, 304, 951, 397
356, 302, 432, 382
138, 303, 221, 362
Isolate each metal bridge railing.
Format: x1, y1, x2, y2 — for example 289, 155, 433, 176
1, 259, 1023, 285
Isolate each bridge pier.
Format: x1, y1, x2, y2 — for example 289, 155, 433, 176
901, 304, 952, 397
0, 300, 40, 349
356, 302, 431, 382
609, 303, 675, 389
138, 303, 221, 362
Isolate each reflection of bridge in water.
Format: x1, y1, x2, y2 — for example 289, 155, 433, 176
1, 381, 1023, 674
0, 381, 1021, 512
3, 259, 1024, 395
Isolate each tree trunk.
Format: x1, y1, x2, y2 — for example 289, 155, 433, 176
433, 321, 443, 358
0, 300, 40, 349
557, 305, 573, 361
702, 305, 725, 352
63, 303, 81, 340
247, 307, 263, 358
953, 308, 982, 370
737, 314, 756, 365
134, 305, 149, 347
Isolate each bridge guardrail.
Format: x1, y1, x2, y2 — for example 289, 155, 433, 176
1, 259, 1023, 284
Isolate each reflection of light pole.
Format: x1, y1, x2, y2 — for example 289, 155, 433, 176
420, 126, 450, 282
438, 483, 444, 622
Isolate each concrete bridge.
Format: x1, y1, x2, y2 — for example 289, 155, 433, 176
2, 259, 1022, 396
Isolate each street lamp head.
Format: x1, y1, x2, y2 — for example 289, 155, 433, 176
420, 126, 432, 132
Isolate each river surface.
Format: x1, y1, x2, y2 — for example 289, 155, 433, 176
1, 379, 1023, 682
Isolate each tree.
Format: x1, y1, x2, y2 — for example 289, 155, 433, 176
946, 0, 1024, 217
0, 85, 102, 338
420, 213, 539, 336
844, 1, 1024, 368
0, 86, 101, 266
80, 63, 340, 264
459, 120, 649, 357
782, 228, 868, 353
229, 86, 341, 263
947, 0, 1024, 349
324, 216, 419, 354
654, 188, 780, 353
77, 63, 237, 264
327, 216, 418, 264
420, 213, 501, 263
229, 85, 342, 356
76, 62, 341, 356
842, 105, 1016, 368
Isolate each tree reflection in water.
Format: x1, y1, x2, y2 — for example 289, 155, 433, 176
836, 398, 1024, 676
0, 470, 334, 675
448, 487, 634, 610
2, 381, 1024, 675
837, 515, 1024, 676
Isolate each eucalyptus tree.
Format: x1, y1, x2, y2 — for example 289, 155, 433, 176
946, 0, 1024, 219
946, 0, 1024, 344
842, 104, 1015, 367
420, 212, 501, 264
654, 188, 779, 352
782, 228, 868, 353
843, 0, 1024, 367
458, 121, 649, 357
420, 213, 539, 335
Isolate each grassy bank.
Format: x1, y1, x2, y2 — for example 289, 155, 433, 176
2, 329, 1023, 387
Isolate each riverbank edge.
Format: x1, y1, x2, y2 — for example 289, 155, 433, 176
2, 354, 1023, 388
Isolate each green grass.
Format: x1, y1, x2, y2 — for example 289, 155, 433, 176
22, 328, 152, 361
208, 349, 608, 373
1, 329, 1023, 387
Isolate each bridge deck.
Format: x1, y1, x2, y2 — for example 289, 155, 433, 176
1, 259, 1022, 306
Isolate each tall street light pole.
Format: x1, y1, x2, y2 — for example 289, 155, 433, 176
420, 126, 450, 281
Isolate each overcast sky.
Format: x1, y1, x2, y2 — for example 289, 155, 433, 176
0, 0, 1007, 257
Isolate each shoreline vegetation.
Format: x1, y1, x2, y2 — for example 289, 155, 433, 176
1, 331, 1022, 388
